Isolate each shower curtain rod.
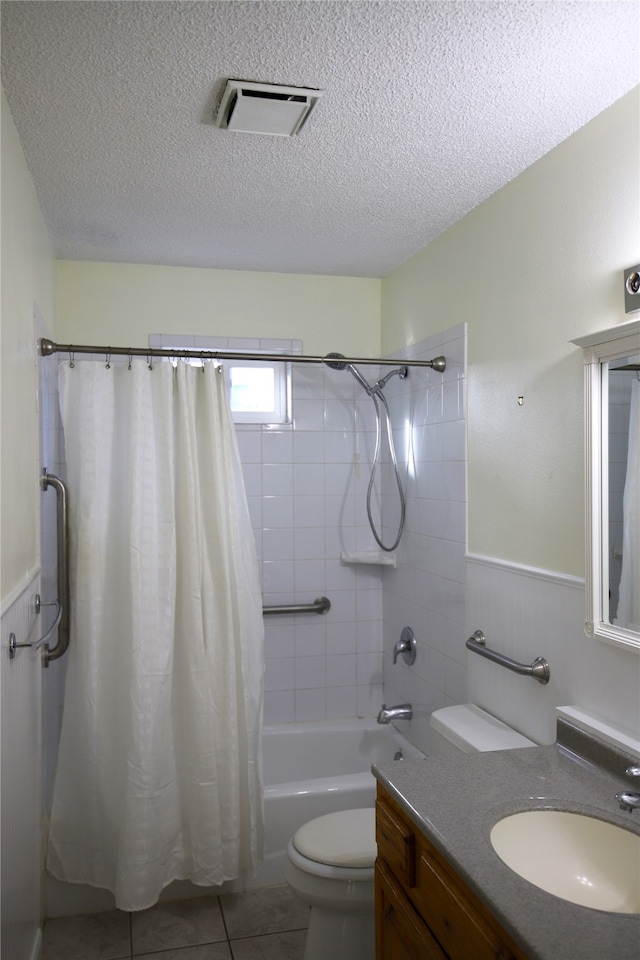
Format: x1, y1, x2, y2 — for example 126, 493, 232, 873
39, 338, 446, 371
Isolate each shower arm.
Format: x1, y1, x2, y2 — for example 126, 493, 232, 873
39, 339, 446, 372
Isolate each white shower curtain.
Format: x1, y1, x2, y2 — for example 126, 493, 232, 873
617, 378, 640, 632
47, 360, 264, 911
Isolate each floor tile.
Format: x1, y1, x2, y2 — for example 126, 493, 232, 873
230, 929, 307, 960
136, 944, 232, 960
40, 910, 131, 960
131, 896, 226, 955
220, 884, 309, 940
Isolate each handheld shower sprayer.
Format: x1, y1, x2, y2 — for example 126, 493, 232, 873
324, 352, 407, 551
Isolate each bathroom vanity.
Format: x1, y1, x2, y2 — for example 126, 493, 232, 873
376, 785, 527, 960
373, 718, 640, 960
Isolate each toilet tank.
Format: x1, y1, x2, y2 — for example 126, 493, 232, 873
429, 705, 536, 757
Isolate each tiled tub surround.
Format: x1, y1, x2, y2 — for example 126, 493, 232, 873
381, 324, 467, 755
372, 719, 640, 960
177, 327, 467, 730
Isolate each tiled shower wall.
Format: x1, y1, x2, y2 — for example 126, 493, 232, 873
234, 339, 388, 725
381, 324, 468, 755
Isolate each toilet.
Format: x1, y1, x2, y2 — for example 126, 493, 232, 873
285, 705, 535, 960
285, 807, 376, 960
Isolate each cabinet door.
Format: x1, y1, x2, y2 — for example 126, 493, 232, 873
375, 860, 446, 960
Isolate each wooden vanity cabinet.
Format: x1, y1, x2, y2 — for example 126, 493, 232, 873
375, 784, 529, 960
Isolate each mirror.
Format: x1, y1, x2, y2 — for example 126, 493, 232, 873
572, 320, 640, 652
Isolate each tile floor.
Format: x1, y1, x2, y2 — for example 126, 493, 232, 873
40, 885, 310, 960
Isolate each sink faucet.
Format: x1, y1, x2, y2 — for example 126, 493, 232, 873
615, 765, 640, 812
377, 703, 412, 724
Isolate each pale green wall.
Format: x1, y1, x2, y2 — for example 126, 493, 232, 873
382, 88, 640, 577
55, 261, 381, 359
1, 90, 55, 600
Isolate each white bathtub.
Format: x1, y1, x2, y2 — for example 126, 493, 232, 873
254, 717, 425, 887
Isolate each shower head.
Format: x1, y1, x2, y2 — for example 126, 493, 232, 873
324, 352, 373, 393
324, 352, 349, 371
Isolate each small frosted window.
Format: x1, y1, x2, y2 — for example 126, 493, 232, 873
228, 360, 290, 423
230, 366, 275, 412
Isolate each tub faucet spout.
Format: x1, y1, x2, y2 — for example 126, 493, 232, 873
377, 703, 412, 724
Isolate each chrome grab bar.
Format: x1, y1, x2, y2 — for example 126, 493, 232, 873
466, 629, 550, 685
40, 470, 70, 666
263, 596, 331, 616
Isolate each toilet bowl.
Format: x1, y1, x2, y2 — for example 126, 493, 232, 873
284, 807, 376, 960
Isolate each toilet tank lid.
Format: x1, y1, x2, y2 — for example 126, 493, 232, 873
430, 705, 536, 752
292, 808, 376, 868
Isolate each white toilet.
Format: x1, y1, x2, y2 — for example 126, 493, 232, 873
285, 705, 535, 960
284, 807, 376, 960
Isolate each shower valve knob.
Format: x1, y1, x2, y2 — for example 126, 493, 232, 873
393, 627, 417, 665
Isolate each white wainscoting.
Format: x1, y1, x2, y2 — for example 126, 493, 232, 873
466, 554, 640, 746
1, 569, 43, 960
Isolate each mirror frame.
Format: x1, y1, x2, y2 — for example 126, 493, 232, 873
572, 319, 640, 653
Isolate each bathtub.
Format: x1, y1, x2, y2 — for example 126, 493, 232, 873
253, 717, 425, 888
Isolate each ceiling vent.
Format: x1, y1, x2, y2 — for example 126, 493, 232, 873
215, 80, 323, 137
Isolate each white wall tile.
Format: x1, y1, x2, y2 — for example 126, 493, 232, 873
326, 686, 358, 719
294, 462, 325, 496
262, 430, 293, 464
294, 495, 325, 528
262, 528, 294, 563
326, 654, 357, 687
263, 463, 293, 496
264, 690, 295, 725
265, 658, 295, 691
294, 559, 326, 593
293, 431, 325, 463
295, 688, 326, 722
263, 496, 294, 528
294, 526, 325, 560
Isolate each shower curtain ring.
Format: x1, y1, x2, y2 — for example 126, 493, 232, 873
69, 349, 75, 368
105, 350, 111, 370
147, 353, 153, 371
128, 352, 132, 371
201, 351, 205, 372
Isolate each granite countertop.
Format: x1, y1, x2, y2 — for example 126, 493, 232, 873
372, 720, 640, 960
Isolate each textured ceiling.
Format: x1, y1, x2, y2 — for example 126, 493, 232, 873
1, 1, 638, 278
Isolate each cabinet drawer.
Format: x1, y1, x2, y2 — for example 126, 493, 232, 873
376, 795, 416, 888
417, 844, 526, 960
375, 859, 446, 960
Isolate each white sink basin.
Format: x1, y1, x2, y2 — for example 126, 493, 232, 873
490, 810, 640, 913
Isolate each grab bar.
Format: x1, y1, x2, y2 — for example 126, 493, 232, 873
40, 470, 70, 666
466, 629, 550, 684
263, 596, 331, 616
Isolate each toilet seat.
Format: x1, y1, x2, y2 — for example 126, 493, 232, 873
287, 837, 375, 882
288, 808, 376, 881
292, 808, 376, 868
